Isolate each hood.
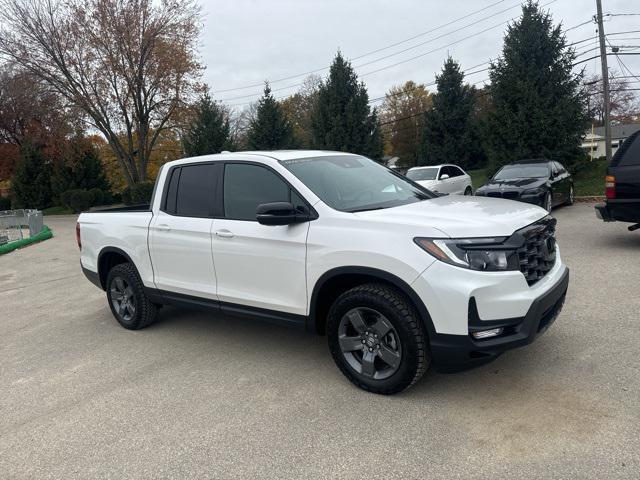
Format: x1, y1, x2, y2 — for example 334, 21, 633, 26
354, 195, 548, 238
479, 177, 547, 190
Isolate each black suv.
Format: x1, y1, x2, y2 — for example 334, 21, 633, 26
595, 131, 640, 231
475, 159, 574, 212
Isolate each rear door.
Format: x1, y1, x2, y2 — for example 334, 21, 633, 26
211, 162, 310, 316
448, 165, 467, 194
149, 163, 220, 299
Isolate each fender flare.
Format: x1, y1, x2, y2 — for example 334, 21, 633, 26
308, 266, 436, 337
97, 246, 138, 289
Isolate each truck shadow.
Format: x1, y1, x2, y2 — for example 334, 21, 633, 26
149, 305, 559, 400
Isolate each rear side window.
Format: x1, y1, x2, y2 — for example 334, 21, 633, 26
163, 167, 180, 214
164, 164, 219, 217
224, 164, 290, 221
613, 131, 640, 167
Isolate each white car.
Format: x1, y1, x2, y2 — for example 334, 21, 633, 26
78, 151, 568, 394
406, 164, 473, 195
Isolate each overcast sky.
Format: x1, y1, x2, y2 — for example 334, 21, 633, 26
199, 0, 639, 111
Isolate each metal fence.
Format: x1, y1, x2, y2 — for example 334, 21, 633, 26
0, 209, 44, 245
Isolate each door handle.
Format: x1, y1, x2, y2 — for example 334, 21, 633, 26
156, 224, 171, 231
215, 229, 234, 238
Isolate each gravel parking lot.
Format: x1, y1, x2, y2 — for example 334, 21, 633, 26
1, 203, 639, 479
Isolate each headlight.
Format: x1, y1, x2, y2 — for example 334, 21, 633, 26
522, 187, 545, 196
414, 237, 520, 271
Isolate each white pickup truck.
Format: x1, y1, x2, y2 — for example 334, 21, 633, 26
79, 150, 569, 394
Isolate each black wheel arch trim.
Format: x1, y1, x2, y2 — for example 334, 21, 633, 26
308, 266, 437, 337
96, 246, 139, 290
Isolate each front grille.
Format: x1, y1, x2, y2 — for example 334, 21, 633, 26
486, 191, 520, 199
515, 217, 557, 285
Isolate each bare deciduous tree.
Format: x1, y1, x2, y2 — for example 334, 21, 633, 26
0, 0, 202, 185
585, 72, 640, 125
0, 66, 73, 146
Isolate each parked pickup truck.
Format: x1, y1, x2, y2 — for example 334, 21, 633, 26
79, 151, 569, 394
596, 130, 640, 231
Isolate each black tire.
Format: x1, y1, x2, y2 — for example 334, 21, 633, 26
566, 185, 574, 205
544, 192, 553, 212
464, 186, 473, 196
106, 263, 157, 330
327, 283, 429, 394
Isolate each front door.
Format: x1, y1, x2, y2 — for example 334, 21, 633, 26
212, 162, 309, 316
149, 163, 220, 299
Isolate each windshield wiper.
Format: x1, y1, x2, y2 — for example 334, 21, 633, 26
348, 206, 385, 213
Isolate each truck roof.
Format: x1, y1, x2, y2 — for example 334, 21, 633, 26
173, 150, 358, 165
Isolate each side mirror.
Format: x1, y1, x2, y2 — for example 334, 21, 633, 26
440, 174, 450, 180
256, 202, 307, 226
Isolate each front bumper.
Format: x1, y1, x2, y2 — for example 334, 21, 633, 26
475, 191, 545, 207
429, 267, 569, 371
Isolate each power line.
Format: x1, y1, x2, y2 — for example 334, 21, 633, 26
573, 52, 640, 66
220, 2, 528, 103
212, 0, 510, 94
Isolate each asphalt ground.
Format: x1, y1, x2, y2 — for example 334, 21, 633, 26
1, 203, 638, 479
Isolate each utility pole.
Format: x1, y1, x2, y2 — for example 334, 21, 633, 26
595, 0, 612, 162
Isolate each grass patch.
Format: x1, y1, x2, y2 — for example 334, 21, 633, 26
573, 158, 607, 196
0, 225, 53, 255
468, 168, 488, 191
42, 206, 73, 215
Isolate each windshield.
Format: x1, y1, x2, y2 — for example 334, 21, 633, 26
281, 155, 434, 212
406, 167, 438, 181
493, 164, 549, 180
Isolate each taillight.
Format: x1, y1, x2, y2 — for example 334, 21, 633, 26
76, 222, 81, 250
605, 175, 616, 199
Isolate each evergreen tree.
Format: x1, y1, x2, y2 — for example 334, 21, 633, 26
485, 1, 588, 172
183, 93, 234, 156
11, 140, 52, 208
419, 57, 477, 168
51, 140, 110, 202
246, 84, 294, 150
311, 52, 383, 160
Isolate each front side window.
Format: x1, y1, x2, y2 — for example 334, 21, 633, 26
406, 167, 438, 181
281, 155, 433, 213
224, 163, 291, 221
450, 166, 464, 177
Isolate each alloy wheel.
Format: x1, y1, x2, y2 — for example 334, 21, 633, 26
110, 276, 136, 322
338, 307, 402, 380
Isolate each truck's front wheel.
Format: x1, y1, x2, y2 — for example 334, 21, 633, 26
106, 263, 157, 330
327, 283, 429, 394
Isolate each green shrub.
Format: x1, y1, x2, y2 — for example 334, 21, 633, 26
121, 187, 132, 206
123, 181, 155, 205
88, 188, 104, 207
61, 189, 92, 213
59, 190, 73, 209
0, 196, 11, 210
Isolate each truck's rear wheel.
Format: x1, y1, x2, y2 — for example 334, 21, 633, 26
106, 263, 157, 330
327, 283, 429, 394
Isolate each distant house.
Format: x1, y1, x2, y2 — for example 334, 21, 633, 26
582, 123, 640, 159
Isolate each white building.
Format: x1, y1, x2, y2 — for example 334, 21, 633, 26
582, 123, 640, 159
